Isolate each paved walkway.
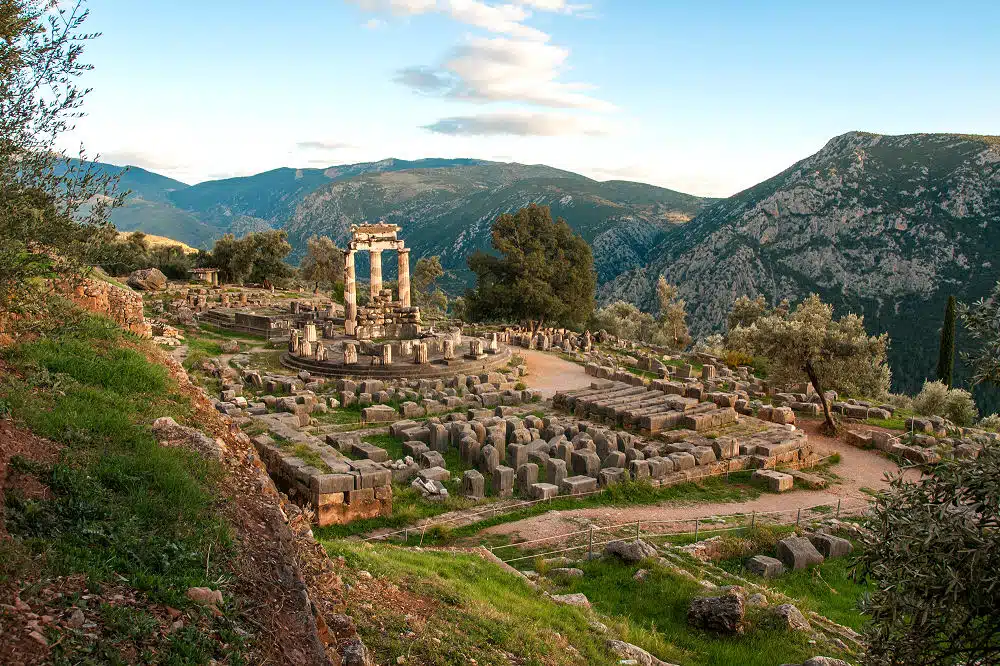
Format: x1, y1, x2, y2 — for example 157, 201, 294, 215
519, 348, 591, 398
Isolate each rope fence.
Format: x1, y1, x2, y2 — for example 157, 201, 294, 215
495, 498, 869, 565
366, 451, 846, 543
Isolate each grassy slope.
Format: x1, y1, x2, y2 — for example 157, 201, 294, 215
0, 311, 244, 662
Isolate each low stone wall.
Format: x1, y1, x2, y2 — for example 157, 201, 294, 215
64, 278, 151, 338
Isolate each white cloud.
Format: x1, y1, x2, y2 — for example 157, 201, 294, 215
423, 111, 611, 136
100, 149, 182, 172
349, 0, 547, 40
296, 140, 354, 151
363, 17, 385, 28
397, 36, 614, 111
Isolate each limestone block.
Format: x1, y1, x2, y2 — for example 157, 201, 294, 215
776, 536, 825, 570
559, 475, 599, 495
516, 463, 539, 495
668, 452, 696, 471
462, 470, 485, 499
530, 482, 559, 500
492, 465, 514, 496
571, 449, 601, 477
599, 467, 628, 487
546, 458, 568, 487
808, 534, 853, 559
746, 555, 785, 578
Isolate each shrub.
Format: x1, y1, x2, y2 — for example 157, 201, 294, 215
724, 350, 755, 369
978, 414, 1000, 432
885, 393, 914, 411
913, 380, 979, 426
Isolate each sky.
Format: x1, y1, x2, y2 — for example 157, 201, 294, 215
61, 0, 1000, 197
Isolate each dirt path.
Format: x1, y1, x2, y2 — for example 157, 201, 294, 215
520, 348, 591, 398
482, 420, 919, 543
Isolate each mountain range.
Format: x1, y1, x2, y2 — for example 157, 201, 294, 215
100, 131, 1000, 409
601, 131, 1000, 408
103, 158, 713, 286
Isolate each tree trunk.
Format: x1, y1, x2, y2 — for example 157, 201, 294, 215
805, 360, 835, 432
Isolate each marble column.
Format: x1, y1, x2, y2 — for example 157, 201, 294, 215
344, 250, 357, 336
370, 249, 382, 301
397, 248, 411, 306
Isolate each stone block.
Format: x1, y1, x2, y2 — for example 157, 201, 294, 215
310, 473, 356, 494
691, 446, 717, 466
492, 465, 514, 496
462, 470, 485, 499
546, 458, 568, 487
403, 441, 429, 457
516, 463, 539, 495
628, 459, 650, 480
746, 555, 785, 578
479, 444, 500, 474
602, 451, 626, 469
776, 536, 825, 570
808, 533, 853, 559
668, 452, 696, 471
599, 467, 628, 487
507, 443, 528, 470
571, 449, 601, 477
752, 469, 794, 493
530, 482, 559, 500
711, 437, 738, 460
418, 466, 451, 483
560, 475, 599, 495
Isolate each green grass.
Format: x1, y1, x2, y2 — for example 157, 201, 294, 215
323, 540, 625, 665
717, 536, 871, 631
313, 484, 477, 540
0, 311, 246, 661
558, 558, 825, 666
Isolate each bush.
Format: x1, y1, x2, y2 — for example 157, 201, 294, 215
913, 380, 979, 426
724, 350, 756, 369
977, 414, 1000, 432
885, 393, 914, 411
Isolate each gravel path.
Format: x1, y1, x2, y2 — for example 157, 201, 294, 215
519, 349, 592, 398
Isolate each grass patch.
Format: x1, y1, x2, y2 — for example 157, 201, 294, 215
718, 539, 870, 630
314, 484, 477, 540
555, 557, 825, 666
0, 313, 233, 610
324, 540, 625, 665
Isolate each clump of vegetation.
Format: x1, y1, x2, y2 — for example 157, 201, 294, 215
978, 413, 1000, 431
209, 230, 293, 286
959, 281, 1000, 388
856, 443, 1000, 665
589, 277, 690, 349
299, 234, 345, 295
728, 293, 891, 432
98, 231, 195, 278
465, 204, 596, 329
912, 380, 979, 426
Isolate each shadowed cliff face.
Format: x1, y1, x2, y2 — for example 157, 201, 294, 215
601, 131, 1000, 403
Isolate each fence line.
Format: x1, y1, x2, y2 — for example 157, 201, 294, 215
366, 451, 843, 542
497, 498, 868, 564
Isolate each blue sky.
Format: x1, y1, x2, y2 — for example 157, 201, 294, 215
64, 0, 1000, 196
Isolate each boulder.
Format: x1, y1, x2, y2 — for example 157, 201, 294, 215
802, 658, 851, 666
127, 267, 167, 291
773, 603, 811, 632
808, 533, 853, 559
776, 536, 825, 570
607, 640, 679, 666
687, 592, 745, 634
746, 555, 785, 578
551, 593, 590, 607
604, 539, 658, 563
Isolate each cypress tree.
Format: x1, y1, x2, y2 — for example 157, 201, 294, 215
936, 295, 957, 387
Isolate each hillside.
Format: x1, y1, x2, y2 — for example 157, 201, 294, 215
600, 131, 1000, 405
284, 163, 711, 282
97, 157, 714, 285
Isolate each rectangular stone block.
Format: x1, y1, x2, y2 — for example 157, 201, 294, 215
492, 465, 515, 497
530, 482, 559, 500
310, 473, 356, 494
560, 475, 599, 495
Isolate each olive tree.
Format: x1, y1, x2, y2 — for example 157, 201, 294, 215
959, 281, 1000, 387
656, 277, 690, 349
299, 235, 344, 293
855, 444, 1000, 665
728, 294, 890, 431
1, 0, 124, 312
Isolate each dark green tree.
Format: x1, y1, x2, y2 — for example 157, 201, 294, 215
855, 444, 1000, 665
959, 281, 1000, 388
936, 295, 957, 387
465, 205, 595, 329
299, 235, 344, 293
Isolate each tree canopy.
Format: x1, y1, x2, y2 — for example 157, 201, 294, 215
856, 444, 1000, 665
412, 255, 448, 313
209, 230, 292, 285
299, 235, 344, 293
1, 0, 123, 312
959, 281, 1000, 387
464, 205, 595, 329
728, 293, 891, 431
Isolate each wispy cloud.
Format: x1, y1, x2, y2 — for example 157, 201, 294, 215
296, 140, 354, 151
363, 17, 385, 28
101, 149, 182, 172
423, 112, 610, 136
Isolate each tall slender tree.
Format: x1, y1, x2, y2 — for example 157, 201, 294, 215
936, 295, 957, 388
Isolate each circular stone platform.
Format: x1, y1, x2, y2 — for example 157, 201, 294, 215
280, 334, 514, 379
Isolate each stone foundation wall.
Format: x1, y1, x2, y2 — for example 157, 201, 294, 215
65, 279, 151, 338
